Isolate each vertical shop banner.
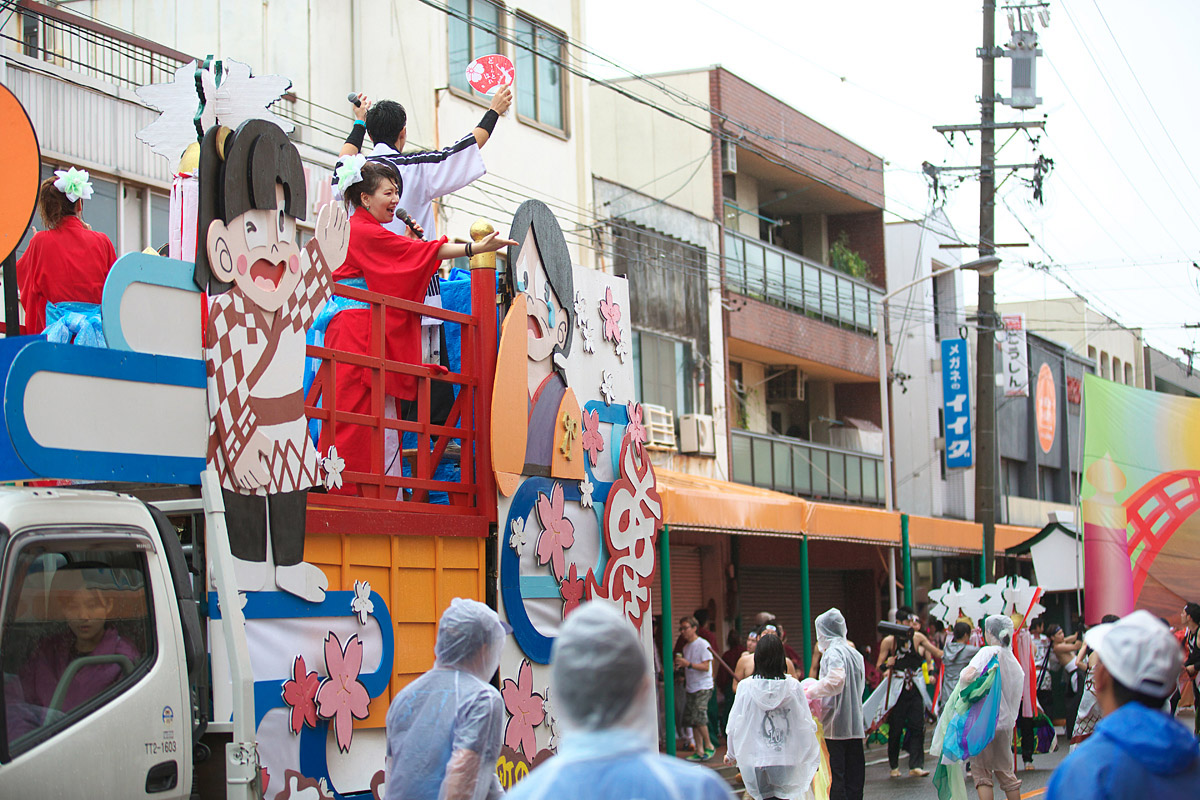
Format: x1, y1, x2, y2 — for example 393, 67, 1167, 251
1001, 313, 1029, 397
941, 338, 973, 468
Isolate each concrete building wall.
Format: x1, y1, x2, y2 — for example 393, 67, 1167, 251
997, 298, 1144, 388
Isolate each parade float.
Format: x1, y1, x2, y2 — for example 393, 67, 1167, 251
0, 55, 657, 800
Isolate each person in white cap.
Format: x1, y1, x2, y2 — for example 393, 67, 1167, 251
1046, 610, 1200, 800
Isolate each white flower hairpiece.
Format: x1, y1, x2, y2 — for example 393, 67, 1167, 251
53, 168, 94, 204
333, 154, 367, 201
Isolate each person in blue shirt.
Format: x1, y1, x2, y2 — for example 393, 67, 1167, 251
507, 602, 735, 800
1047, 610, 1200, 800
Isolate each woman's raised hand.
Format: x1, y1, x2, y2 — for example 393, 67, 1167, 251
475, 231, 519, 253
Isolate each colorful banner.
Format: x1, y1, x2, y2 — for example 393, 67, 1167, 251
1081, 374, 1200, 622
941, 338, 973, 469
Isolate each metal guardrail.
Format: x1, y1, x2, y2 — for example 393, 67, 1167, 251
730, 428, 884, 506
724, 229, 882, 335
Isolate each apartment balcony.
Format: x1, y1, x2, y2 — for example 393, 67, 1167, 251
731, 429, 884, 506
724, 230, 882, 336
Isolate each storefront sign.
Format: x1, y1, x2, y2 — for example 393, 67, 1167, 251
941, 338, 973, 469
1037, 363, 1057, 453
1001, 313, 1029, 397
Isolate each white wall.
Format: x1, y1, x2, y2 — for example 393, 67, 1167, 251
884, 214, 974, 519
589, 69, 714, 223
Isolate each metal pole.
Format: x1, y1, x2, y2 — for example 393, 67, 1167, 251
4, 253, 18, 336
659, 524, 675, 756
901, 513, 913, 608
800, 534, 811, 676
975, 0, 999, 582
878, 301, 893, 513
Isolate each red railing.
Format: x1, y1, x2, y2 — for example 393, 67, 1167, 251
303, 267, 497, 536
1123, 469, 1200, 595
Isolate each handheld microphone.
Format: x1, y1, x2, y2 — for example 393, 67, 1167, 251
347, 92, 361, 107
396, 208, 424, 240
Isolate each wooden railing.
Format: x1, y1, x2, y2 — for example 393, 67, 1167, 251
303, 267, 497, 536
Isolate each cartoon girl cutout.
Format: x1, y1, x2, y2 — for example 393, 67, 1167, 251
492, 200, 583, 492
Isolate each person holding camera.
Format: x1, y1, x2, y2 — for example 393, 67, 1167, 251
876, 606, 943, 778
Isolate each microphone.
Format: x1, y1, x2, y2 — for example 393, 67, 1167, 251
347, 92, 361, 107
396, 208, 424, 240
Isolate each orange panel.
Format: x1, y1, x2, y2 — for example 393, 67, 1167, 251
346, 535, 391, 567
550, 388, 585, 480
0, 86, 41, 263
394, 536, 437, 568
492, 298, 529, 492
438, 568, 481, 609
442, 536, 483, 569
304, 532, 343, 563
906, 515, 984, 551
393, 569, 437, 621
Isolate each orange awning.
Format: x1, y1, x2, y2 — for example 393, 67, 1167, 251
655, 469, 900, 544
905, 515, 1038, 554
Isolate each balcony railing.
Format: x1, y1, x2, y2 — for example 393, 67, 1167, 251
724, 230, 881, 335
731, 429, 884, 506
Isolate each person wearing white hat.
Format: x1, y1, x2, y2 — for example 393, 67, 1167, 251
1046, 610, 1200, 800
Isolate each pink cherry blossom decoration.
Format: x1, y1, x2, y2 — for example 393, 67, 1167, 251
559, 563, 587, 618
599, 286, 622, 344
625, 402, 647, 450
501, 659, 546, 756
282, 654, 321, 733
581, 408, 604, 467
315, 632, 371, 753
535, 482, 575, 581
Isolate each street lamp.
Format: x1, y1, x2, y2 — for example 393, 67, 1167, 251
876, 254, 1000, 615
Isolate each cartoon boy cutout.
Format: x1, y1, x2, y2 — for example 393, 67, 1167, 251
197, 119, 350, 601
492, 200, 583, 494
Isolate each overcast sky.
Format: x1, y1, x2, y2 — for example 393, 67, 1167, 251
586, 0, 1200, 358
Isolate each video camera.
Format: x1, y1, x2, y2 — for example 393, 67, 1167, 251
877, 620, 915, 640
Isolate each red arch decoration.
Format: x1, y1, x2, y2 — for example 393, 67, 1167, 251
1122, 469, 1200, 597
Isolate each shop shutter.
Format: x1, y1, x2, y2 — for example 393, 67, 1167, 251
651, 546, 704, 622
737, 567, 848, 658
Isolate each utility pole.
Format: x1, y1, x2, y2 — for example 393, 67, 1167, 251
931, 2, 1050, 582
977, 0, 998, 582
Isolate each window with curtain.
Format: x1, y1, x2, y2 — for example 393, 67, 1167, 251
513, 15, 565, 131
448, 0, 502, 93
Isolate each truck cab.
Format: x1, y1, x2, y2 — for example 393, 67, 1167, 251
0, 489, 202, 799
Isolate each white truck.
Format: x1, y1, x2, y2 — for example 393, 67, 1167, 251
0, 478, 262, 799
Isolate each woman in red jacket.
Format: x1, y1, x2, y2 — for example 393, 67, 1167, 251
318, 159, 515, 496
16, 168, 116, 336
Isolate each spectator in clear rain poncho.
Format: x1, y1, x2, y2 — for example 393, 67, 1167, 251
804, 608, 866, 800
507, 602, 733, 800
385, 598, 508, 800
726, 633, 821, 800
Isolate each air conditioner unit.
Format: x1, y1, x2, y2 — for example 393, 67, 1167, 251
678, 414, 716, 455
721, 139, 738, 175
766, 367, 805, 402
641, 404, 677, 451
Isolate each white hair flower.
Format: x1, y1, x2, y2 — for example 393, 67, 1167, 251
333, 154, 367, 201
53, 168, 94, 203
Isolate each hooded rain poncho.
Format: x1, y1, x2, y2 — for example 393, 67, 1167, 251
506, 603, 734, 800
726, 674, 821, 800
806, 608, 866, 740
385, 598, 507, 800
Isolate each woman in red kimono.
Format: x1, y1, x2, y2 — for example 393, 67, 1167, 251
16, 168, 116, 334
320, 160, 514, 496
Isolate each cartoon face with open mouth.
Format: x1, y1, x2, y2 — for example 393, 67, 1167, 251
515, 230, 569, 366
207, 183, 302, 312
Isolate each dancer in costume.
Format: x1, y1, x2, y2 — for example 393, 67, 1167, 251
869, 606, 942, 778
1070, 614, 1118, 751
16, 168, 116, 340
197, 120, 351, 601
725, 633, 821, 800
930, 615, 1025, 800
804, 609, 866, 800
318, 161, 514, 496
